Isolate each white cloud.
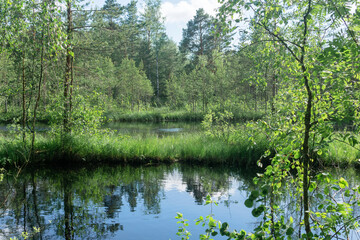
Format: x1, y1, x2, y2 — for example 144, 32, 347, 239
161, 0, 220, 24
161, 0, 221, 43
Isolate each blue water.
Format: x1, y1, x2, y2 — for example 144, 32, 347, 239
0, 164, 258, 240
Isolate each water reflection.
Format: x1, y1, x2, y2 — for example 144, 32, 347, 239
0, 164, 256, 240
2, 164, 360, 239
0, 122, 201, 138
103, 122, 201, 138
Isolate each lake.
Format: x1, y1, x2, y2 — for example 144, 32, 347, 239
1, 163, 360, 240
1, 122, 360, 239
0, 164, 260, 240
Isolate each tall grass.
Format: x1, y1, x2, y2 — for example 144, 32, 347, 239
0, 131, 268, 167
1, 129, 359, 168
323, 139, 360, 167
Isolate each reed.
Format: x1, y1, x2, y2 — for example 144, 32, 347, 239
1, 130, 358, 168
0, 132, 268, 167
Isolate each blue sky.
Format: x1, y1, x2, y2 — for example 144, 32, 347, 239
89, 0, 221, 44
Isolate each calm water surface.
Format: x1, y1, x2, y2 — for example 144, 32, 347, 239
1, 164, 360, 239
103, 122, 202, 137
0, 122, 202, 138
0, 164, 260, 240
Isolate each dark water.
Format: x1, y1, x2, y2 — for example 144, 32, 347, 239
0, 164, 259, 240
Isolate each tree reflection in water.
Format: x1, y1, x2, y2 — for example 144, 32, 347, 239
3, 165, 355, 239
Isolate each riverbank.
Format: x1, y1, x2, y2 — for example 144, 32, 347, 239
0, 130, 359, 168
0, 132, 268, 167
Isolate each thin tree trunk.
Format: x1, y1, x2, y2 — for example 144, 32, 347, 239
31, 32, 44, 159
22, 53, 26, 143
4, 98, 7, 113
156, 48, 159, 99
254, 86, 257, 112
23, 182, 27, 233
271, 75, 276, 113
32, 173, 43, 240
63, 177, 73, 240
301, 1, 312, 236
64, 0, 73, 134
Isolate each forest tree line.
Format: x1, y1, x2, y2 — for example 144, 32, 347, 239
0, 0, 285, 123
0, 0, 359, 128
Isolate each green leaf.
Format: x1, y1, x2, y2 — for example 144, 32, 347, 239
317, 149, 322, 156
294, 151, 301, 159
309, 182, 317, 192
261, 187, 269, 196
286, 227, 294, 236
249, 190, 260, 200
245, 199, 254, 208
345, 189, 351, 197
324, 186, 329, 195
339, 177, 348, 189
252, 205, 265, 217
316, 193, 324, 200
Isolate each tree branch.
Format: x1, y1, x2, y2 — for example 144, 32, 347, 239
257, 21, 301, 63
328, 0, 359, 46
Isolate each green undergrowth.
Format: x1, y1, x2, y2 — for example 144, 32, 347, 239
0, 132, 268, 167
0, 108, 264, 124
105, 108, 264, 123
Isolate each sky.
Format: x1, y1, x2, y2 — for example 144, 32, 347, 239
89, 0, 221, 44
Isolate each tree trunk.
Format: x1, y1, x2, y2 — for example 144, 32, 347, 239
22, 54, 26, 143
63, 177, 73, 240
4, 97, 7, 113
31, 31, 44, 159
32, 173, 43, 240
156, 49, 159, 99
301, 1, 312, 237
64, 0, 73, 134
271, 75, 276, 113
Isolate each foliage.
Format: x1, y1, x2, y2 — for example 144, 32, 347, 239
206, 0, 360, 239
176, 213, 192, 240
202, 109, 234, 143
117, 58, 154, 110
0, 128, 268, 166
46, 91, 107, 138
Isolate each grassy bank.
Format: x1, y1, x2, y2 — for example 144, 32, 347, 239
0, 132, 268, 167
322, 139, 360, 167
1, 129, 359, 168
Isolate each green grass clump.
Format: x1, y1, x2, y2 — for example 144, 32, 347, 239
322, 139, 360, 167
61, 132, 268, 166
0, 131, 268, 167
